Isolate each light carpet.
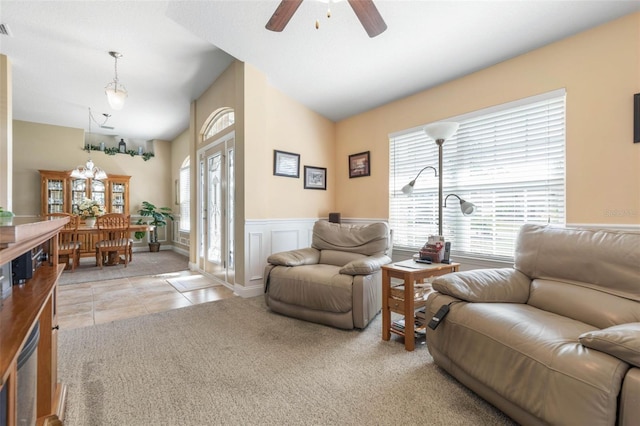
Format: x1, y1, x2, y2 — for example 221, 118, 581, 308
58, 250, 189, 285
58, 297, 516, 426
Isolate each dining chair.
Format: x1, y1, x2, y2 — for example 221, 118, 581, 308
95, 213, 131, 269
46, 213, 81, 272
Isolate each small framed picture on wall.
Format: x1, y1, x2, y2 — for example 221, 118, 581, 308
273, 150, 300, 178
634, 93, 639, 143
348, 151, 370, 178
304, 166, 327, 190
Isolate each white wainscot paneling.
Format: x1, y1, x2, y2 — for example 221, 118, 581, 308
271, 229, 301, 254
248, 232, 264, 281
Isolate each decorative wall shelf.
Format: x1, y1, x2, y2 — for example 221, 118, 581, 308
83, 145, 155, 161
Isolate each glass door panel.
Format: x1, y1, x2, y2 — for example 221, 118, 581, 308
47, 179, 65, 213
91, 180, 106, 210
111, 183, 125, 214
200, 134, 234, 286
71, 179, 86, 214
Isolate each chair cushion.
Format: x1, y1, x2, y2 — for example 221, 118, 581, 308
312, 221, 390, 256
267, 264, 354, 313
96, 238, 129, 249
59, 242, 81, 250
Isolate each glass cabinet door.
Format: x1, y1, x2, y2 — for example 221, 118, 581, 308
111, 183, 126, 214
46, 179, 65, 213
91, 179, 106, 211
71, 179, 87, 215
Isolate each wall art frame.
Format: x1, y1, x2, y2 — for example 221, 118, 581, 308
348, 151, 370, 178
273, 150, 300, 178
304, 165, 327, 190
634, 93, 639, 143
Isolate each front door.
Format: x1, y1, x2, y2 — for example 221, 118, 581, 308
198, 133, 235, 286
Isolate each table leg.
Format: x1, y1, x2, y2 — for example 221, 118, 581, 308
404, 276, 415, 351
382, 269, 391, 341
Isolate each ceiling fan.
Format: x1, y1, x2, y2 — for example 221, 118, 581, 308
266, 0, 387, 38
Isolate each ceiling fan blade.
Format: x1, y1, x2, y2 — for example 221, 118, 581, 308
348, 0, 387, 38
266, 0, 304, 32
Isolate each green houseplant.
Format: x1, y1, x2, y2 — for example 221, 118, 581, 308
135, 201, 175, 252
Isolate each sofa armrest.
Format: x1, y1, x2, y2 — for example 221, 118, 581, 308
432, 268, 531, 303
339, 254, 392, 276
267, 247, 320, 266
620, 368, 640, 426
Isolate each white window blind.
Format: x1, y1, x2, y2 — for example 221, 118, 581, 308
389, 90, 566, 261
179, 159, 190, 232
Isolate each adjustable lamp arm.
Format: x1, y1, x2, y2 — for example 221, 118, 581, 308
444, 194, 476, 216
401, 166, 437, 194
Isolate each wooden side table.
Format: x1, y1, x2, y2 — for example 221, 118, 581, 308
382, 260, 460, 351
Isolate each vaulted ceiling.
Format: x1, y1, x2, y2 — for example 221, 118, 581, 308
1, 1, 638, 142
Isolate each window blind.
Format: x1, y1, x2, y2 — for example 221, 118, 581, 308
389, 90, 566, 261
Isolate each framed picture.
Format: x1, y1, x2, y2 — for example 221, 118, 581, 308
348, 151, 370, 178
304, 166, 327, 190
273, 150, 300, 178
634, 93, 639, 143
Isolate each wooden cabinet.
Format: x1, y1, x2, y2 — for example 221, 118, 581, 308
40, 170, 130, 217
0, 217, 67, 425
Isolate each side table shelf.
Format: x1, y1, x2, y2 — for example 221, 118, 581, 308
381, 260, 460, 351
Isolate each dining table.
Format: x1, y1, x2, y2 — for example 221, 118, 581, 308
62, 223, 153, 266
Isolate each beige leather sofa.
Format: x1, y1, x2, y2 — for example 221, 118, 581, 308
264, 221, 392, 329
425, 224, 640, 426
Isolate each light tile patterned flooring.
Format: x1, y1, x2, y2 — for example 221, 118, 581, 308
57, 270, 235, 330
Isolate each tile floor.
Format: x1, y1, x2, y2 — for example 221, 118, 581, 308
57, 270, 235, 330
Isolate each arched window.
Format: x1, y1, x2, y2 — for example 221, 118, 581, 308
203, 108, 235, 140
179, 157, 190, 232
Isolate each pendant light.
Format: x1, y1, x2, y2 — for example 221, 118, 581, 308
104, 51, 127, 110
71, 108, 108, 180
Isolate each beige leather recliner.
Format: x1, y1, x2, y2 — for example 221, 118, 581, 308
264, 221, 392, 330
425, 224, 640, 426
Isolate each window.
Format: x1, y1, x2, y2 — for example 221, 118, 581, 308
179, 157, 190, 232
203, 108, 235, 140
389, 89, 566, 261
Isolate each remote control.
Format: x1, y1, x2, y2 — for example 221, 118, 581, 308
428, 304, 450, 330
414, 259, 432, 264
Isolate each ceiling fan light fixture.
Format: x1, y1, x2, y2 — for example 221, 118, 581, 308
104, 51, 128, 110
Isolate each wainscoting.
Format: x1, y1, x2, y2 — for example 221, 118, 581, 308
240, 218, 384, 298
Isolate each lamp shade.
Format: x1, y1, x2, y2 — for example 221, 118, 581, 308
401, 182, 415, 194
460, 200, 476, 215
105, 84, 127, 110
424, 122, 459, 141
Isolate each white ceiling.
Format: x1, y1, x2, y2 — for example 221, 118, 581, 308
1, 1, 639, 142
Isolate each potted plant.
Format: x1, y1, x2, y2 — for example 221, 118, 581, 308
136, 201, 174, 252
0, 206, 14, 225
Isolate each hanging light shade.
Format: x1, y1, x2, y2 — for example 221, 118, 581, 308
70, 158, 108, 180
104, 51, 127, 110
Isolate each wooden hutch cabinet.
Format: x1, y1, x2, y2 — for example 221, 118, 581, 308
40, 170, 130, 217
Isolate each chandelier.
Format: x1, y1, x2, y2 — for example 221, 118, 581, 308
71, 108, 108, 180
104, 51, 128, 110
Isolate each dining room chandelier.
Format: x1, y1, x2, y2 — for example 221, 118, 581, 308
104, 51, 128, 110
71, 108, 108, 180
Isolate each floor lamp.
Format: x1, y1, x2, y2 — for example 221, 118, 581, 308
402, 122, 475, 236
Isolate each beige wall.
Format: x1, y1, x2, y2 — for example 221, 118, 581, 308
243, 63, 335, 220
12, 120, 172, 217
335, 12, 640, 225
